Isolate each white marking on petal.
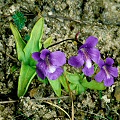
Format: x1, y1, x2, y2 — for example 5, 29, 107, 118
103, 66, 111, 79
86, 59, 92, 68
48, 65, 56, 73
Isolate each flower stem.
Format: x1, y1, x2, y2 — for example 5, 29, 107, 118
46, 38, 82, 49
46, 38, 74, 49
63, 73, 74, 120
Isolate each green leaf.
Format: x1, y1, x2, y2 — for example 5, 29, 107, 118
66, 72, 81, 84
66, 72, 86, 94
48, 79, 61, 97
58, 74, 69, 92
12, 11, 26, 30
43, 37, 52, 48
37, 76, 48, 84
70, 84, 76, 90
81, 79, 106, 90
99, 90, 102, 99
10, 65, 19, 73
24, 34, 30, 41
76, 84, 85, 94
10, 23, 26, 61
70, 83, 85, 95
23, 18, 44, 66
18, 63, 36, 97
94, 64, 99, 73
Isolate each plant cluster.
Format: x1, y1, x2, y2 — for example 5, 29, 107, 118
10, 17, 118, 97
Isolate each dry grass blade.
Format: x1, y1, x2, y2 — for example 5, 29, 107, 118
0, 100, 17, 104
71, 99, 74, 120
43, 101, 71, 119
1, 50, 18, 62
34, 96, 69, 101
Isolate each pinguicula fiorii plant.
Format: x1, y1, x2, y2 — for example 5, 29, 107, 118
10, 16, 119, 119
32, 49, 66, 80
95, 58, 118, 87
10, 17, 118, 98
68, 36, 100, 76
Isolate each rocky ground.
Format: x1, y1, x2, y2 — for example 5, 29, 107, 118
0, 0, 120, 120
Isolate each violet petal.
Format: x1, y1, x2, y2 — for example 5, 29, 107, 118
108, 66, 118, 77
47, 65, 56, 73
49, 51, 66, 66
80, 36, 98, 49
32, 52, 40, 61
36, 60, 47, 79
85, 58, 92, 69
47, 67, 64, 80
40, 49, 50, 60
98, 59, 104, 68
36, 67, 46, 80
88, 48, 100, 63
68, 54, 84, 68
104, 76, 114, 87
37, 59, 47, 70
105, 58, 114, 66
95, 69, 105, 82
82, 65, 94, 76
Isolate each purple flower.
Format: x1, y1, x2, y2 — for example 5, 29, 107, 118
68, 36, 100, 76
32, 49, 66, 80
95, 58, 118, 87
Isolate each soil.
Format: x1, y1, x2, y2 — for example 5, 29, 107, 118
0, 0, 120, 120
